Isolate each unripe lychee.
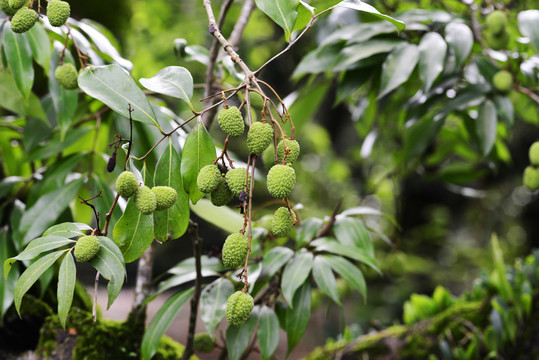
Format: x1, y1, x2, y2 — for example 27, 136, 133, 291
221, 233, 248, 269
277, 139, 300, 164
74, 235, 100, 262
271, 207, 295, 237
10, 7, 37, 33
523, 166, 539, 191
134, 185, 157, 215
1, 0, 18, 16
485, 10, 507, 36
8, 0, 25, 9
247, 122, 273, 154
218, 106, 244, 137
267, 165, 296, 199
492, 70, 512, 93
529, 142, 539, 166
47, 0, 70, 27
225, 168, 251, 197
197, 164, 221, 193
210, 176, 233, 206
116, 171, 139, 198
262, 146, 276, 169
151, 186, 177, 211
55, 63, 79, 90
226, 291, 254, 327
486, 31, 509, 51
193, 333, 215, 353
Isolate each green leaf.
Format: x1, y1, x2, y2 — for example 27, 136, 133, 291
88, 236, 126, 309
518, 10, 539, 51
78, 65, 160, 128
292, 1, 314, 33
312, 256, 341, 305
26, 22, 52, 73
57, 252, 76, 328
402, 116, 445, 161
334, 217, 373, 255
49, 46, 78, 137
180, 121, 216, 204
418, 32, 447, 92
292, 45, 342, 78
200, 277, 234, 337
321, 254, 366, 299
112, 197, 154, 263
285, 281, 311, 354
1, 228, 19, 319
157, 256, 223, 294
252, 246, 294, 294
19, 178, 84, 244
281, 250, 313, 306
190, 199, 244, 234
255, 0, 299, 41
141, 288, 194, 360
494, 96, 514, 126
444, 21, 473, 66
333, 39, 403, 72
257, 305, 280, 360
14, 249, 66, 316
311, 237, 380, 273
476, 100, 497, 156
296, 217, 323, 247
27, 128, 89, 161
139, 66, 194, 109
0, 71, 28, 116
153, 139, 189, 243
2, 27, 34, 100
43, 222, 92, 238
226, 307, 258, 360
336, 0, 405, 31
378, 43, 419, 98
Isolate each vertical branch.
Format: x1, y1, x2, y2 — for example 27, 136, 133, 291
133, 243, 155, 308
92, 272, 100, 321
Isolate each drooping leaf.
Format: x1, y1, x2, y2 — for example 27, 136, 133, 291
475, 100, 497, 156
49, 45, 78, 137
321, 254, 366, 299
333, 217, 373, 255
312, 256, 341, 305
57, 252, 76, 328
292, 1, 314, 33
78, 65, 160, 128
190, 199, 243, 234
43, 222, 92, 238
311, 237, 380, 273
285, 281, 311, 354
3, 27, 34, 100
252, 246, 294, 294
281, 250, 313, 306
141, 288, 194, 360
292, 45, 342, 78
226, 308, 259, 360
336, 0, 405, 31
200, 277, 234, 338
26, 22, 52, 73
140, 66, 194, 109
180, 120, 216, 204
257, 305, 280, 360
378, 43, 419, 98
418, 32, 447, 92
255, 0, 299, 41
157, 256, 223, 294
1, 228, 19, 319
402, 116, 445, 161
444, 21, 473, 66
296, 217, 323, 247
518, 10, 539, 51
333, 39, 403, 72
494, 95, 514, 126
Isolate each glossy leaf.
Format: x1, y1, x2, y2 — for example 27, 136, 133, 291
57, 252, 76, 328
296, 217, 323, 247
78, 65, 160, 128
476, 100, 497, 156
378, 43, 419, 98
3, 27, 34, 100
190, 199, 244, 234
43, 222, 92, 238
200, 277, 234, 337
292, 1, 314, 33
312, 256, 341, 305
153, 139, 189, 243
321, 254, 366, 299
140, 66, 194, 109
157, 257, 222, 294
333, 39, 403, 72
141, 288, 194, 360
285, 281, 311, 354
255, 0, 299, 41
402, 116, 445, 161
444, 22, 473, 66
494, 95, 514, 126
180, 121, 216, 204
252, 246, 294, 294
226, 307, 259, 360
1, 228, 18, 319
418, 32, 447, 92
49, 45, 78, 137
292, 45, 342, 78
334, 217, 373, 255
311, 237, 380, 273
257, 305, 280, 360
14, 250, 66, 315
336, 0, 405, 31
26, 22, 52, 72
281, 250, 313, 306
518, 10, 539, 51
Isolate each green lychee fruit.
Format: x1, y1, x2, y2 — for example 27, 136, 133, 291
492, 70, 513, 93
55, 63, 79, 90
210, 176, 233, 206
218, 106, 244, 137
151, 186, 177, 211
74, 235, 100, 262
197, 164, 221, 193
529, 142, 539, 166
485, 10, 507, 36
221, 233, 248, 269
267, 165, 296, 199
277, 139, 300, 164
8, 0, 25, 9
47, 0, 70, 27
225, 168, 251, 197
135, 185, 157, 215
486, 30, 509, 50
226, 291, 254, 327
193, 333, 215, 353
1, 0, 18, 16
116, 171, 139, 198
10, 7, 37, 33
523, 166, 539, 190
247, 122, 273, 154
271, 207, 295, 238
262, 146, 276, 169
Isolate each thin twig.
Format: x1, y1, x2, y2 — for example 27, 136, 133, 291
516, 85, 539, 105
316, 198, 343, 238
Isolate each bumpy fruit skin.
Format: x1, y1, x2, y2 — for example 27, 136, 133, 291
151, 186, 177, 211
225, 168, 251, 197
55, 63, 79, 90
210, 176, 233, 206
116, 171, 138, 198
134, 185, 157, 215
485, 10, 507, 36
8, 0, 25, 9
197, 164, 221, 193
492, 70, 513, 93
74, 236, 100, 262
247, 122, 273, 154
277, 139, 300, 164
221, 233, 248, 269
271, 207, 295, 237
226, 291, 254, 327
262, 146, 276, 169
193, 333, 215, 353
10, 7, 37, 33
218, 106, 244, 137
529, 142, 539, 166
47, 0, 70, 27
267, 165, 296, 199
1, 0, 18, 16
524, 166, 539, 190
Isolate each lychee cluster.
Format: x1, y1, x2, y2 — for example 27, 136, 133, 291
524, 141, 539, 191
226, 291, 254, 327
115, 171, 177, 214
74, 235, 100, 262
